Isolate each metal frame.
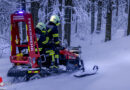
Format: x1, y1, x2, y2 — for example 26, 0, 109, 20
10, 11, 40, 68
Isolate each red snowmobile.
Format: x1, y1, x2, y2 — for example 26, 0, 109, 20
7, 11, 98, 81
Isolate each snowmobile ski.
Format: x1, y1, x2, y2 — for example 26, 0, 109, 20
74, 65, 98, 77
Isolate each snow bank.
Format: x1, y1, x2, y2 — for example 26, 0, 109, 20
1, 36, 130, 90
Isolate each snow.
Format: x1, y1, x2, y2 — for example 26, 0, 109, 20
1, 36, 130, 90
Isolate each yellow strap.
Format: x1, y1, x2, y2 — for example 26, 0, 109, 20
39, 48, 42, 51
26, 25, 28, 31
28, 71, 32, 73
42, 30, 46, 34
50, 65, 58, 68
35, 48, 42, 52
28, 46, 30, 52
46, 50, 55, 61
34, 71, 39, 73
56, 23, 60, 26
48, 28, 52, 33
11, 46, 12, 52
28, 71, 39, 73
11, 36, 12, 41
55, 55, 59, 59
55, 41, 60, 44
52, 55, 55, 62
46, 50, 55, 55
42, 37, 49, 44
53, 34, 59, 37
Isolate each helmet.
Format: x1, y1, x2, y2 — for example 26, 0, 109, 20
50, 15, 60, 26
36, 22, 46, 31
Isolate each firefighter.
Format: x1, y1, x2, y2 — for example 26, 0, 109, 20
35, 22, 49, 53
46, 15, 61, 70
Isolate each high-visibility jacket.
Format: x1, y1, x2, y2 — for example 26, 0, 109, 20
46, 22, 60, 46
35, 28, 49, 51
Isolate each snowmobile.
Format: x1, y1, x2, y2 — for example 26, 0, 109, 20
7, 11, 98, 82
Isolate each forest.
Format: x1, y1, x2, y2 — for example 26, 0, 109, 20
0, 1, 130, 90
0, 0, 129, 56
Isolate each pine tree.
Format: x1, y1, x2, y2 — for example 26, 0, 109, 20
116, 0, 119, 16
31, 0, 40, 27
105, 0, 113, 42
58, 0, 63, 41
91, 0, 95, 34
64, 0, 72, 46
127, 0, 130, 35
96, 0, 102, 33
21, 0, 26, 41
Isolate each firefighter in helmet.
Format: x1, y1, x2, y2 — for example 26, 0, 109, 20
35, 22, 49, 53
46, 15, 61, 69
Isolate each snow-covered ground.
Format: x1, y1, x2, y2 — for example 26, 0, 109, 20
1, 36, 130, 90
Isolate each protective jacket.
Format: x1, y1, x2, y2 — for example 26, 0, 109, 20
46, 22, 60, 46
35, 28, 49, 51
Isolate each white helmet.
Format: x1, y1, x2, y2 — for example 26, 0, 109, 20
36, 22, 46, 30
50, 15, 60, 26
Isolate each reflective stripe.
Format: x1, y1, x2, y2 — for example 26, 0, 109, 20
52, 55, 55, 62
11, 46, 12, 51
42, 37, 49, 44
28, 46, 30, 52
55, 41, 60, 44
10, 25, 12, 31
27, 35, 29, 41
47, 28, 52, 33
50, 65, 58, 68
26, 25, 28, 31
35, 48, 42, 52
55, 55, 59, 59
42, 30, 46, 34
28, 71, 39, 73
39, 48, 42, 51
34, 71, 39, 73
26, 25, 29, 41
10, 25, 12, 41
28, 71, 32, 73
11, 35, 12, 41
53, 34, 59, 37
56, 23, 60, 26
46, 50, 55, 61
46, 50, 55, 55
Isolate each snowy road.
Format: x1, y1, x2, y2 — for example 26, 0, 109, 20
1, 37, 130, 90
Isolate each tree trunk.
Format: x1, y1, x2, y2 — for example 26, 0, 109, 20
47, 0, 53, 22
59, 0, 63, 41
64, 0, 72, 46
31, 1, 40, 28
105, 0, 112, 42
127, 0, 130, 35
91, 0, 95, 34
96, 0, 102, 34
125, 0, 128, 14
116, 0, 119, 16
21, 0, 26, 41
75, 16, 78, 33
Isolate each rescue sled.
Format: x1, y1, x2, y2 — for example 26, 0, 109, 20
7, 11, 98, 82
